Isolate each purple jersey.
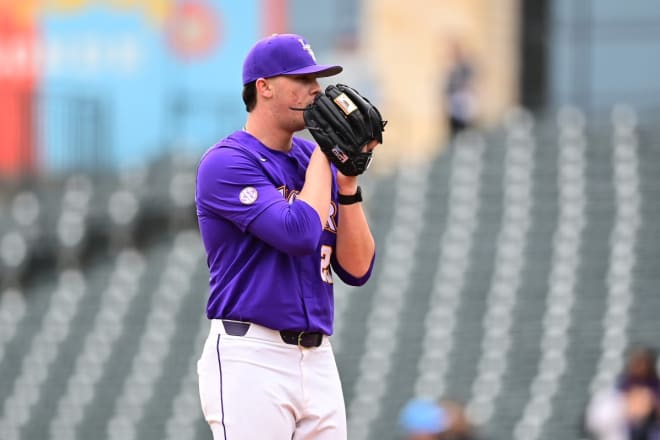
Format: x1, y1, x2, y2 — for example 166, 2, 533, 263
195, 130, 372, 334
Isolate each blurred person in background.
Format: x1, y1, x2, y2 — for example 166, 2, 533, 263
399, 398, 449, 440
444, 40, 478, 138
585, 345, 660, 440
438, 398, 483, 440
399, 397, 484, 440
195, 33, 379, 439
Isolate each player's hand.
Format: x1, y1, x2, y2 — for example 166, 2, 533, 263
335, 140, 379, 193
365, 139, 380, 152
336, 140, 379, 178
625, 386, 656, 421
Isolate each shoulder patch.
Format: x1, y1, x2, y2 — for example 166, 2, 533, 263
239, 186, 258, 205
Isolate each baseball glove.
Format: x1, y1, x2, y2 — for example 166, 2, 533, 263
303, 84, 386, 176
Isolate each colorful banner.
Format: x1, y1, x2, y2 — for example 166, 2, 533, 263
1, 0, 262, 174
0, 2, 38, 176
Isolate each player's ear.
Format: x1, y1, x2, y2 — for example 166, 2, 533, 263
255, 78, 273, 98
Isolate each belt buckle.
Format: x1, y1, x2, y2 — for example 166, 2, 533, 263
297, 331, 305, 346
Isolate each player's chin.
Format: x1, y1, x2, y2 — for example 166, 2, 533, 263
289, 114, 307, 132
285, 119, 305, 133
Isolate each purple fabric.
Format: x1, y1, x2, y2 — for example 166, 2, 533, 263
331, 251, 375, 286
617, 377, 660, 396
242, 33, 342, 85
616, 375, 660, 438
196, 130, 372, 334
248, 201, 322, 256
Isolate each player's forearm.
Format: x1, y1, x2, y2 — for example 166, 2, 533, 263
297, 147, 332, 227
335, 205, 375, 277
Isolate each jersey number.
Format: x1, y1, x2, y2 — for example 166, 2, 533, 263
320, 245, 333, 284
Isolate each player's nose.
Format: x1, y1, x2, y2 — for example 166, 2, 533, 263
310, 79, 321, 96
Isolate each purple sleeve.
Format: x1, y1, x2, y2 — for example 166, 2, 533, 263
331, 250, 376, 286
196, 145, 322, 256
247, 200, 323, 256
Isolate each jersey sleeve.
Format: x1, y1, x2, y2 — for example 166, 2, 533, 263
330, 250, 375, 286
196, 145, 323, 255
247, 200, 323, 256
196, 146, 280, 231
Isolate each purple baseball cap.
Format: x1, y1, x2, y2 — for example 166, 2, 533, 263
242, 33, 343, 85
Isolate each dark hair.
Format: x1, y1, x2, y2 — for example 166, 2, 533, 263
617, 345, 660, 390
242, 81, 257, 112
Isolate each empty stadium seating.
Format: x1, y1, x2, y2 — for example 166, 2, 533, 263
1, 106, 659, 440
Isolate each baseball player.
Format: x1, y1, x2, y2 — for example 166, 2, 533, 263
195, 33, 385, 439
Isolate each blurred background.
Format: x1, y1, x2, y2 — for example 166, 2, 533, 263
1, 1, 659, 439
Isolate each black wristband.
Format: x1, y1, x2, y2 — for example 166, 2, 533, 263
337, 186, 363, 205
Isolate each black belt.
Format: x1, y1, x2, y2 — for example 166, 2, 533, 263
221, 320, 324, 348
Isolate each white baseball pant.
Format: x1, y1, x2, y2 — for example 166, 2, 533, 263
197, 319, 347, 439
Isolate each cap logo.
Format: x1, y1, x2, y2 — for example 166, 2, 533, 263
333, 93, 358, 116
298, 38, 316, 62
